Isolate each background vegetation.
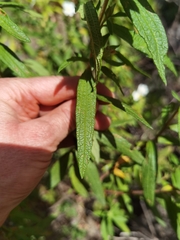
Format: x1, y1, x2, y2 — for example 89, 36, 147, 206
0, 0, 180, 239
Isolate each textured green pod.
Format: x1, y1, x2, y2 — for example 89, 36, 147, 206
76, 68, 96, 178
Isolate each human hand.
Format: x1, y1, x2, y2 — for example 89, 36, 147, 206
0, 76, 112, 225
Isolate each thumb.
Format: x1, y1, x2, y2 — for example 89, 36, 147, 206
18, 99, 76, 152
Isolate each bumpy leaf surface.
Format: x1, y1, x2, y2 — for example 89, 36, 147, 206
120, 0, 168, 84
76, 69, 96, 178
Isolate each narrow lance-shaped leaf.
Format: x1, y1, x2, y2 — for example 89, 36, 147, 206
85, 161, 106, 205
0, 2, 24, 9
96, 131, 145, 165
101, 66, 123, 94
76, 69, 97, 178
58, 56, 88, 73
97, 94, 152, 129
0, 8, 30, 42
84, 1, 103, 81
142, 141, 157, 206
163, 55, 177, 77
171, 90, 180, 102
120, 0, 168, 84
122, 102, 152, 129
116, 51, 149, 77
69, 164, 88, 198
0, 43, 29, 77
178, 107, 180, 143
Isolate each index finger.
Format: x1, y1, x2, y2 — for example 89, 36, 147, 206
27, 76, 113, 106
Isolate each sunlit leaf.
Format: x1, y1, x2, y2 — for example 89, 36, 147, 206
120, 0, 168, 84
91, 135, 100, 164
171, 166, 180, 190
0, 43, 29, 77
50, 152, 70, 188
142, 141, 157, 206
50, 160, 60, 189
97, 95, 152, 128
0, 9, 30, 42
25, 59, 50, 76
85, 161, 106, 205
122, 103, 152, 129
101, 218, 109, 240
0, 2, 24, 9
164, 55, 177, 76
69, 164, 88, 197
96, 131, 145, 165
58, 56, 88, 73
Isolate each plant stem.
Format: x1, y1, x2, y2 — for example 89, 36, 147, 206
154, 107, 178, 142
99, 0, 109, 26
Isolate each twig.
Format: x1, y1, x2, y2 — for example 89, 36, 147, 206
154, 108, 178, 142
104, 187, 179, 196
140, 199, 157, 237
99, 0, 109, 26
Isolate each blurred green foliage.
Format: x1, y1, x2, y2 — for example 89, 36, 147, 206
0, 0, 180, 240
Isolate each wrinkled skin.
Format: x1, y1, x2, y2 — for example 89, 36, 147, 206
0, 76, 112, 225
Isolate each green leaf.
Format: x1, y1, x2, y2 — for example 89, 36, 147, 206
164, 55, 177, 76
84, 1, 102, 55
142, 141, 157, 206
91, 135, 100, 164
165, 196, 180, 236
178, 107, 180, 143
97, 95, 152, 128
50, 152, 70, 188
97, 94, 124, 110
171, 90, 180, 102
76, 69, 97, 178
69, 164, 88, 197
120, 0, 168, 84
25, 59, 50, 76
108, 21, 133, 44
101, 218, 109, 240
85, 161, 106, 205
101, 66, 123, 94
115, 51, 149, 77
0, 8, 30, 42
122, 103, 152, 129
96, 131, 145, 165
0, 43, 29, 77
84, 1, 103, 81
171, 166, 180, 190
0, 2, 24, 9
58, 56, 88, 73
50, 160, 60, 189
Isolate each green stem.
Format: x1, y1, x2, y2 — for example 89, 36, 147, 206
154, 107, 178, 142
99, 0, 109, 26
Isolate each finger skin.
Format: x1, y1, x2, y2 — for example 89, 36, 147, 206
0, 76, 112, 225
